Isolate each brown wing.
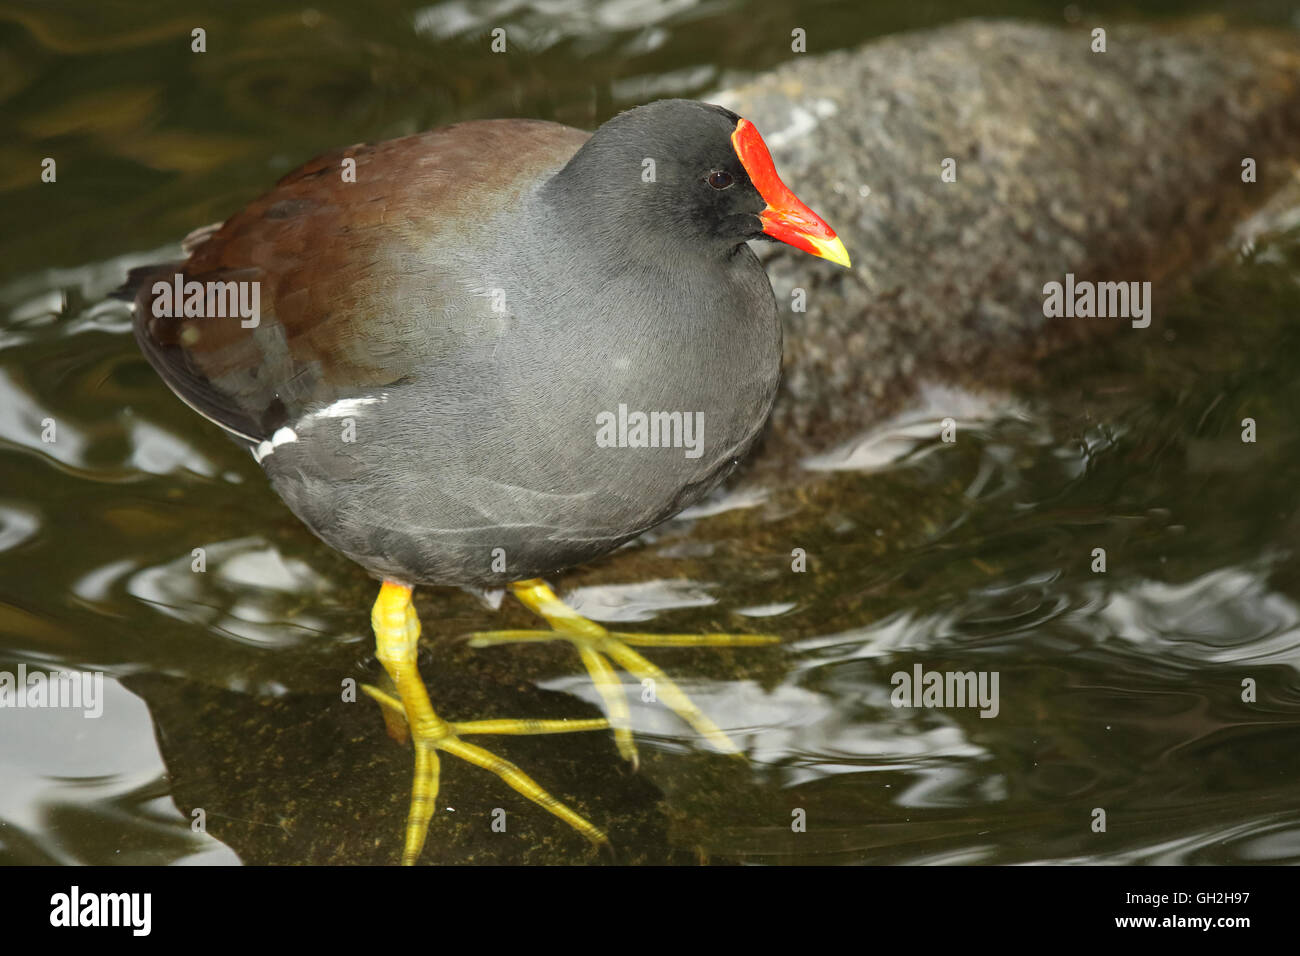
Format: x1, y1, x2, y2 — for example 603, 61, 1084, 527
129, 119, 590, 442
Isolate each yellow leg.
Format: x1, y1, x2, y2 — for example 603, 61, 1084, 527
469, 579, 779, 768
369, 581, 609, 864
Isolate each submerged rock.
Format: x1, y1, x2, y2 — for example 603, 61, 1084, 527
711, 20, 1300, 465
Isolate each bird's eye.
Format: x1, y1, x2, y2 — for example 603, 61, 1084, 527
707, 170, 734, 189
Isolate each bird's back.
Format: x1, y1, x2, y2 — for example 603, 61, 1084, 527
128, 119, 591, 445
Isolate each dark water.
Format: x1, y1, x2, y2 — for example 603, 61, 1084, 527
3, 0, 1300, 864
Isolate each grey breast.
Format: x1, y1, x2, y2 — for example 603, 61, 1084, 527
265, 203, 782, 587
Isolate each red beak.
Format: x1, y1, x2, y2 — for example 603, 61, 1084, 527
730, 118, 851, 268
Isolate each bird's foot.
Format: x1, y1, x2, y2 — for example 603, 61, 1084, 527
468, 578, 779, 769
368, 581, 609, 864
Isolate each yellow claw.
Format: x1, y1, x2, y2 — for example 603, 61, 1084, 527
368, 581, 609, 865
468, 578, 779, 767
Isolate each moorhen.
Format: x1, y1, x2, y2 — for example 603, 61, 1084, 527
123, 98, 849, 864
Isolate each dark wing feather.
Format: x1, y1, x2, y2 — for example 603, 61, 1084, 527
126, 119, 588, 444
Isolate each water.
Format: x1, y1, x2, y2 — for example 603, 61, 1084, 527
3, 0, 1300, 864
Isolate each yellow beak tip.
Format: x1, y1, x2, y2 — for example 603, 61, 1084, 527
811, 235, 852, 269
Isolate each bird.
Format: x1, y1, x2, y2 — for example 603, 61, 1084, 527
121, 98, 849, 864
